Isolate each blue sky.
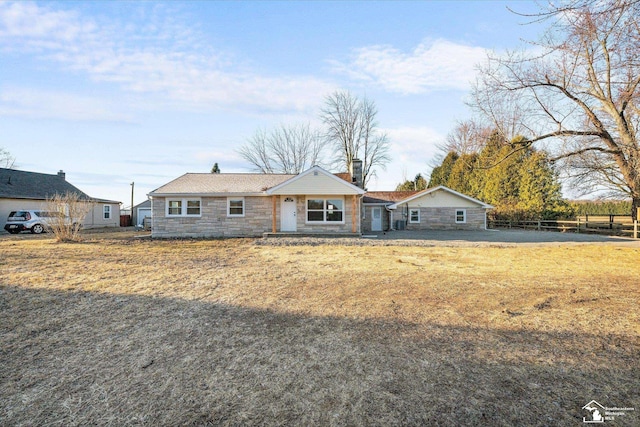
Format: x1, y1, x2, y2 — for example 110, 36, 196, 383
0, 1, 543, 206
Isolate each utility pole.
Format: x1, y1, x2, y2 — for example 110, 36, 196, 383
130, 182, 135, 226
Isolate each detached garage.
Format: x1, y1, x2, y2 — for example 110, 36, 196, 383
386, 186, 493, 231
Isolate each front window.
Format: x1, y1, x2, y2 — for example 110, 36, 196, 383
455, 209, 466, 223
227, 198, 245, 217
306, 198, 344, 223
409, 208, 420, 223
103, 205, 111, 220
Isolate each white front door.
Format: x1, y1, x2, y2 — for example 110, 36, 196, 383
281, 196, 297, 232
372, 207, 382, 231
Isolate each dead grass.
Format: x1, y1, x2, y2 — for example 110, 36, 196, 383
1, 233, 638, 426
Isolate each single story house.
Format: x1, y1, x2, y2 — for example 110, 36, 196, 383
149, 165, 365, 238
149, 161, 493, 238
0, 168, 121, 230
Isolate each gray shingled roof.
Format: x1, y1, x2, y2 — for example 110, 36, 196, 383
149, 173, 297, 195
0, 168, 91, 200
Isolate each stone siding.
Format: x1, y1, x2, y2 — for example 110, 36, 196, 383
293, 197, 359, 234
152, 195, 360, 238
152, 196, 273, 238
405, 207, 486, 230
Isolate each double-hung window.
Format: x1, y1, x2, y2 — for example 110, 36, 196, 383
227, 197, 245, 217
306, 198, 344, 223
166, 198, 201, 217
455, 209, 466, 223
103, 205, 111, 220
409, 208, 420, 223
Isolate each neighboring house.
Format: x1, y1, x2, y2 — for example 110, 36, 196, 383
149, 160, 493, 238
365, 186, 494, 232
149, 165, 365, 238
0, 168, 121, 230
132, 199, 152, 227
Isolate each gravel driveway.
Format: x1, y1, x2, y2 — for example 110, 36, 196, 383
258, 228, 640, 247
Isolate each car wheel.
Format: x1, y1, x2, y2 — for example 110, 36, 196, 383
31, 224, 45, 234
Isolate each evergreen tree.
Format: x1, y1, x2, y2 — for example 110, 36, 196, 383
211, 163, 221, 173
428, 152, 459, 187
430, 132, 573, 220
396, 174, 428, 191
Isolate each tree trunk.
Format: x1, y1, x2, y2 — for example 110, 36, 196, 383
632, 196, 639, 221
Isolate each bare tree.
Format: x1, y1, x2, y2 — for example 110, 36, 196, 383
1, 147, 15, 169
46, 192, 95, 242
441, 119, 493, 156
238, 123, 325, 174
321, 90, 391, 188
472, 0, 640, 218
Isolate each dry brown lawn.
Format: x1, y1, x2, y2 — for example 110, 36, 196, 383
1, 232, 639, 426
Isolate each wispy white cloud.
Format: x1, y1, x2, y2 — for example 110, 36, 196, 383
331, 39, 488, 94
0, 86, 132, 122
0, 2, 333, 117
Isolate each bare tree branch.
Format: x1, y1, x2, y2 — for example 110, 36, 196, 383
238, 123, 326, 174
321, 90, 391, 187
471, 0, 640, 218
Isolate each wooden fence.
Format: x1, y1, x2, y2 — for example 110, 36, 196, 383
489, 218, 639, 239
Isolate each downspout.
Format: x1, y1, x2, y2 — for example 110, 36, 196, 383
385, 204, 396, 231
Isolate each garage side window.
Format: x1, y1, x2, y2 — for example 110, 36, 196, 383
455, 209, 466, 223
409, 208, 420, 223
103, 205, 111, 220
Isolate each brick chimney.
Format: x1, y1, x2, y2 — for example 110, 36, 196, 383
350, 159, 363, 189
57, 170, 66, 180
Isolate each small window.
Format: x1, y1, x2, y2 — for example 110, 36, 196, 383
227, 198, 245, 217
186, 200, 201, 215
103, 205, 111, 220
455, 209, 466, 223
168, 200, 182, 216
409, 208, 420, 223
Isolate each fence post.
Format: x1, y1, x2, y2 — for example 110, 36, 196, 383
576, 217, 580, 233
634, 220, 638, 239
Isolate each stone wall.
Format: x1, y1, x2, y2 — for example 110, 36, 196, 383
152, 196, 273, 238
292, 197, 359, 234
404, 207, 486, 230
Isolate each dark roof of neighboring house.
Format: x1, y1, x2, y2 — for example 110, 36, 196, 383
0, 168, 119, 203
363, 191, 421, 204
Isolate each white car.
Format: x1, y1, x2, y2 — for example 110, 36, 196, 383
4, 210, 71, 234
